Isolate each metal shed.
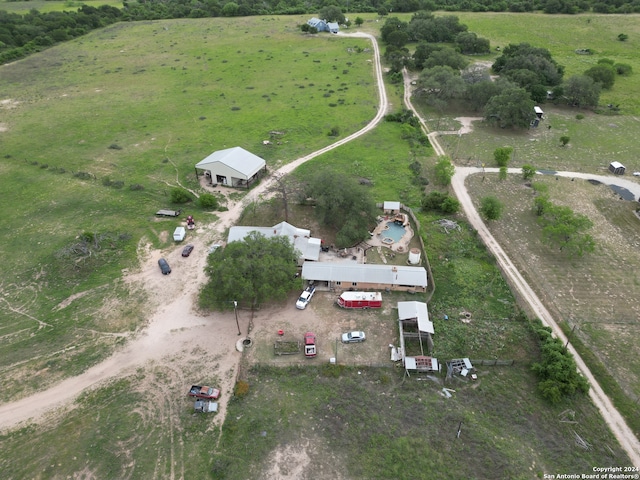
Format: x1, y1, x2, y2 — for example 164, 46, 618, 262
195, 146, 266, 188
609, 161, 626, 175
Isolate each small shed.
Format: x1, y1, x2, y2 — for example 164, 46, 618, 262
609, 161, 626, 175
534, 106, 544, 119
383, 201, 401, 214
327, 22, 339, 34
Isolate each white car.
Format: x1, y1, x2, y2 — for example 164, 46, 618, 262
296, 286, 316, 310
341, 331, 366, 343
633, 172, 640, 177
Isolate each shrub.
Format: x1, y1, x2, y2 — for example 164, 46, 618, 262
522, 164, 536, 180
408, 160, 422, 176
614, 63, 632, 76
198, 193, 218, 210
170, 187, 192, 204
575, 113, 585, 120
434, 157, 454, 186
129, 183, 145, 191
234, 380, 249, 398
480, 196, 503, 220
529, 320, 589, 404
421, 191, 459, 213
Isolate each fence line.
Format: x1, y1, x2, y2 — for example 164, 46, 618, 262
469, 359, 515, 366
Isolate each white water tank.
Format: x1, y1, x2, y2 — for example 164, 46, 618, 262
409, 248, 421, 265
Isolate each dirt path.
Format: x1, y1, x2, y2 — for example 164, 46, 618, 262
0, 32, 388, 434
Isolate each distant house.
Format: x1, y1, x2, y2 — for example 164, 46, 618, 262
301, 263, 427, 293
307, 17, 339, 33
195, 147, 266, 188
228, 221, 321, 264
609, 161, 626, 175
307, 17, 328, 32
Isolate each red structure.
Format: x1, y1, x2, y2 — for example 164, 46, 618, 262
336, 292, 382, 309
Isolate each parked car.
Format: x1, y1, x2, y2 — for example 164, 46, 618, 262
341, 331, 366, 343
295, 285, 316, 310
181, 244, 194, 257
158, 258, 171, 275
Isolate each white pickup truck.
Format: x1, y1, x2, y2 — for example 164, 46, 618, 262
296, 285, 316, 309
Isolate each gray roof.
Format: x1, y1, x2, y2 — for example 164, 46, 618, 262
307, 17, 326, 27
301, 263, 427, 287
228, 221, 320, 261
383, 201, 401, 210
397, 301, 433, 334
195, 147, 265, 178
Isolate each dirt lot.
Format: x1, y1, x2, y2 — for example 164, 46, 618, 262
243, 290, 401, 368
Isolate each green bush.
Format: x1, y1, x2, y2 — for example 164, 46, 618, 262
421, 191, 459, 213
170, 187, 192, 204
198, 193, 218, 210
529, 320, 589, 404
480, 196, 503, 220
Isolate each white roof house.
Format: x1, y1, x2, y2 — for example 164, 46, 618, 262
228, 221, 321, 262
397, 301, 433, 334
195, 147, 266, 188
301, 263, 427, 292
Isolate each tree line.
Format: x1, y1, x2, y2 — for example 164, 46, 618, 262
1, 0, 639, 65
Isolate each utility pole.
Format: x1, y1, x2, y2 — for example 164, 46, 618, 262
565, 325, 576, 349
234, 301, 241, 336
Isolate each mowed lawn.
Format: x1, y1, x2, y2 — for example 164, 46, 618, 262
0, 15, 377, 399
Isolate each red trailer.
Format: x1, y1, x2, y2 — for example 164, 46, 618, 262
336, 292, 382, 309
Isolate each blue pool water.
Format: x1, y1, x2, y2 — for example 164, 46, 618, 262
383, 221, 406, 242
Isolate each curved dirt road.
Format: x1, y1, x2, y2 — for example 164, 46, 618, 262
0, 33, 388, 433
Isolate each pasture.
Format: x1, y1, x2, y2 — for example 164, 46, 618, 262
0, 11, 638, 479
0, 15, 376, 399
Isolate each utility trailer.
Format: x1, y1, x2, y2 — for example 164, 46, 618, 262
336, 291, 382, 309
156, 209, 182, 217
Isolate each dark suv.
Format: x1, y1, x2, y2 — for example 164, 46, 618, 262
158, 258, 171, 275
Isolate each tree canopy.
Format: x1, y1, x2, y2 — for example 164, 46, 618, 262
200, 232, 300, 309
534, 196, 595, 257
484, 86, 535, 129
562, 75, 601, 108
492, 43, 564, 87
304, 171, 377, 248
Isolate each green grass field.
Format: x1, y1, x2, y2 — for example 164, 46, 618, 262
0, 15, 377, 399
0, 11, 639, 479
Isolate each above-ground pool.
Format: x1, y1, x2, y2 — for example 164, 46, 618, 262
382, 221, 406, 243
